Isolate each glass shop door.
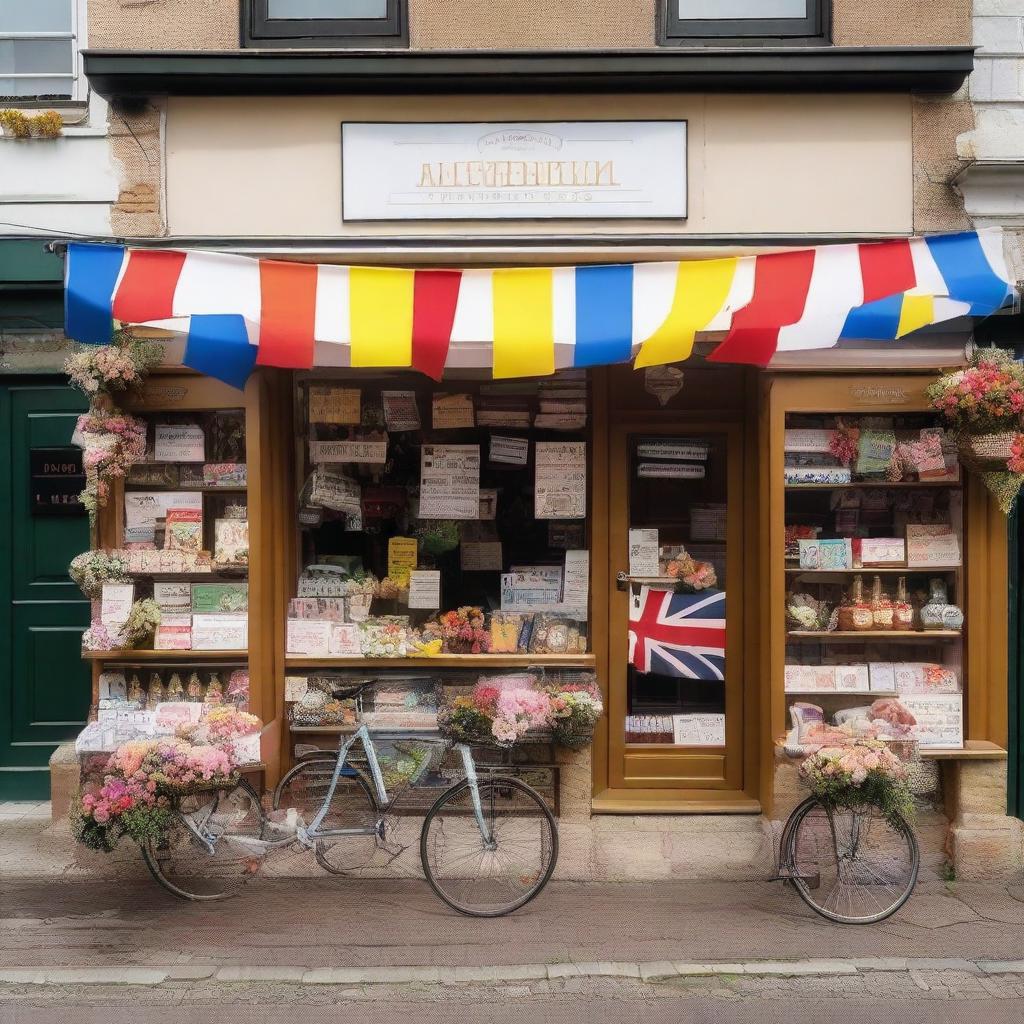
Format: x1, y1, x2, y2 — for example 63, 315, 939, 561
608, 423, 744, 790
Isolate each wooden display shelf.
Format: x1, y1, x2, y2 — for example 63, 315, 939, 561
284, 653, 596, 670
784, 689, 897, 697
787, 630, 961, 640
83, 649, 248, 661
920, 741, 1007, 761
785, 481, 958, 491
125, 485, 248, 494
785, 566, 961, 575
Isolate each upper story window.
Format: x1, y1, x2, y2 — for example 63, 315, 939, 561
243, 0, 406, 47
0, 0, 84, 102
663, 0, 829, 42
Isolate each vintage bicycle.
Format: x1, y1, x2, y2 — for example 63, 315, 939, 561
142, 682, 559, 916
771, 743, 928, 924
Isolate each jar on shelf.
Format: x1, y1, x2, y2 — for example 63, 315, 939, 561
920, 577, 964, 632
869, 575, 894, 631
837, 574, 874, 632
892, 576, 914, 631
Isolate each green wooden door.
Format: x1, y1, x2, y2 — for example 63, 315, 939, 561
0, 381, 91, 799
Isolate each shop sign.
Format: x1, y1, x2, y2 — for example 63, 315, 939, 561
30, 447, 85, 516
341, 121, 687, 221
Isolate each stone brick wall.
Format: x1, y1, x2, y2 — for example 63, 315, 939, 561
87, 0, 969, 51
108, 103, 165, 238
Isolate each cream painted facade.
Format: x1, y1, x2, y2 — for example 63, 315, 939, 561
165, 94, 913, 240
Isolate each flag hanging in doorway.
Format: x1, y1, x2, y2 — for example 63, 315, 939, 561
63, 229, 1015, 390
628, 586, 727, 680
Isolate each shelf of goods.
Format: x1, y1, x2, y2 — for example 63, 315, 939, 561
84, 649, 247, 661
284, 653, 596, 670
785, 481, 954, 491
785, 689, 898, 697
786, 630, 961, 640
785, 566, 960, 575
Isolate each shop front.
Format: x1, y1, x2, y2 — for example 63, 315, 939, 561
57, 82, 1023, 879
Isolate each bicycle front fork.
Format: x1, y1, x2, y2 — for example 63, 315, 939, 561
456, 744, 496, 850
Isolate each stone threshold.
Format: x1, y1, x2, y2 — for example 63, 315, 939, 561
3, 958, 1024, 987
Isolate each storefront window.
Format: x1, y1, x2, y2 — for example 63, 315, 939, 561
784, 412, 965, 752
285, 372, 591, 664
625, 433, 728, 748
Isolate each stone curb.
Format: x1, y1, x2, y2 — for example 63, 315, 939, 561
3, 958, 1023, 987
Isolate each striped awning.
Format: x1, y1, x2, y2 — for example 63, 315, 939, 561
64, 231, 1015, 390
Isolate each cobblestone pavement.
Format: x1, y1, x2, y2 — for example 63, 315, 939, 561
4, 805, 1024, 1021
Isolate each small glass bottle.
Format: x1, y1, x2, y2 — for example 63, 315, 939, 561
146, 671, 165, 707
165, 672, 185, 701
127, 673, 144, 707
870, 575, 894, 631
186, 671, 205, 702
921, 577, 964, 632
893, 576, 914, 631
204, 672, 224, 704
838, 575, 874, 632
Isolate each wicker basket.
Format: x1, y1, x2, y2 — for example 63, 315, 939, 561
962, 431, 1017, 467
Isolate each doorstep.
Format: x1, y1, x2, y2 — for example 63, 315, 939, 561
591, 789, 761, 814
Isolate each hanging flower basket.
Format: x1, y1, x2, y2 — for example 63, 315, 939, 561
962, 431, 1017, 467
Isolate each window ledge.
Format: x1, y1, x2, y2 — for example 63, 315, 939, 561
81, 46, 975, 99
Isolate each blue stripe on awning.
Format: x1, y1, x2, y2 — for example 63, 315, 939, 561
573, 264, 634, 367
184, 314, 256, 391
64, 243, 124, 345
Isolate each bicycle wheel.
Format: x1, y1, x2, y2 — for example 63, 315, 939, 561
142, 779, 266, 901
420, 776, 558, 917
273, 756, 383, 875
784, 796, 919, 924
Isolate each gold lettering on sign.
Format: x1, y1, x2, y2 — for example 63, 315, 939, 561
417, 160, 620, 189
849, 385, 910, 406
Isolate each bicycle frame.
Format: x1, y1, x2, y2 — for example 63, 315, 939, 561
298, 727, 495, 849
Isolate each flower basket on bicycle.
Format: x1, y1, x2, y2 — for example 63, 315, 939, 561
436, 674, 603, 750
779, 738, 921, 924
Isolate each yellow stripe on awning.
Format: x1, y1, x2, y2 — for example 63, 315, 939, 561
492, 268, 555, 379
896, 293, 935, 339
635, 258, 737, 368
349, 266, 414, 366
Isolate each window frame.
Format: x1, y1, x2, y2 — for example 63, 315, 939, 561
660, 0, 830, 44
242, 0, 406, 48
0, 0, 87, 105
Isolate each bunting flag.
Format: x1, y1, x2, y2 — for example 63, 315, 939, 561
62, 230, 1015, 388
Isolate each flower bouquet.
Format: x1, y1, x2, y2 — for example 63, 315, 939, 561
73, 737, 237, 852
437, 677, 551, 747
64, 329, 162, 397
665, 549, 717, 591
436, 606, 491, 654
72, 405, 148, 522
81, 598, 162, 652
177, 706, 262, 765
928, 348, 1024, 511
799, 739, 913, 827
546, 678, 603, 749
785, 592, 832, 632
69, 549, 131, 599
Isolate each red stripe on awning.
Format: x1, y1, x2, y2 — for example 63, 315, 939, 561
707, 249, 816, 366
859, 239, 916, 304
111, 249, 186, 323
257, 259, 317, 369
412, 270, 462, 381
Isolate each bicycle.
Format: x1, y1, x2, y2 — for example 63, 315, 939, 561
773, 795, 920, 924
142, 683, 559, 916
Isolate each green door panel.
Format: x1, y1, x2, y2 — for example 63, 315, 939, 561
7, 603, 90, 764
11, 386, 90, 600
0, 380, 91, 799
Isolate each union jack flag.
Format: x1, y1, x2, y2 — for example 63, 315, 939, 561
628, 586, 727, 679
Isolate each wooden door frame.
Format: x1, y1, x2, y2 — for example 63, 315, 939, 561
592, 410, 758, 813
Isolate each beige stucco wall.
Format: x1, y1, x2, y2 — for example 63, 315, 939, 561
87, 0, 967, 50
164, 93, 914, 238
